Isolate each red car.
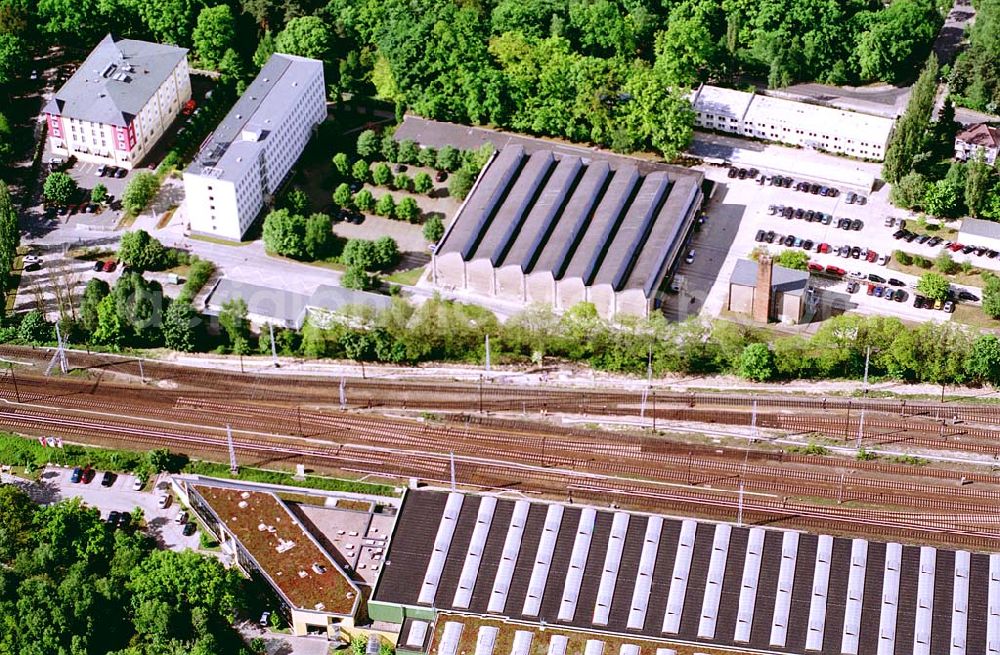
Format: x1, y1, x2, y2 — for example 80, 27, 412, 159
949, 243, 964, 252
825, 265, 846, 276
807, 262, 824, 272
181, 99, 197, 115
102, 260, 116, 273
866, 250, 878, 263
867, 284, 876, 295
817, 243, 831, 254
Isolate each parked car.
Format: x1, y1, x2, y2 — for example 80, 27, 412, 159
727, 167, 738, 178
107, 510, 121, 525
817, 243, 830, 253
867, 283, 876, 296
850, 246, 861, 259
158, 495, 171, 509
850, 219, 863, 231
988, 250, 999, 258
781, 177, 792, 188
793, 237, 803, 248
181, 99, 197, 115
866, 250, 878, 263
884, 289, 895, 300
928, 236, 943, 247
933, 298, 944, 310
913, 295, 925, 308
131, 477, 144, 491
755, 229, 766, 242
802, 239, 814, 251
182, 522, 197, 536
771, 175, 783, 186
807, 262, 824, 272
100, 471, 114, 487
70, 467, 83, 483
892, 229, 906, 239
825, 265, 846, 276
916, 234, 930, 244
737, 168, 748, 179
96, 164, 107, 176
855, 194, 865, 204
102, 260, 116, 272
84, 203, 96, 213
116, 511, 131, 530
765, 230, 776, 243
874, 285, 884, 298
869, 273, 886, 283
845, 281, 858, 293
877, 254, 890, 265
684, 250, 696, 264
962, 245, 976, 254
260, 612, 271, 627
114, 168, 126, 178
894, 290, 906, 302
782, 206, 794, 218
904, 232, 918, 243
839, 245, 851, 257
794, 208, 804, 219
81, 466, 94, 483
943, 300, 955, 313
887, 278, 905, 287
958, 290, 980, 302
847, 192, 858, 204
809, 183, 820, 194
783, 235, 795, 246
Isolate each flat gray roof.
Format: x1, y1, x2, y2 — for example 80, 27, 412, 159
43, 34, 187, 127
730, 258, 809, 296
186, 53, 322, 182
960, 217, 1000, 240
206, 278, 309, 325
307, 285, 393, 313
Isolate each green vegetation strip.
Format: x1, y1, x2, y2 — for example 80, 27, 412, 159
0, 432, 398, 496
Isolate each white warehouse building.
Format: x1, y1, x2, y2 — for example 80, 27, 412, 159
183, 54, 326, 241
689, 84, 896, 161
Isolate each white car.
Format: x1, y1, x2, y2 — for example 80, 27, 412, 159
22, 255, 41, 265
684, 250, 696, 264
131, 477, 143, 491
157, 495, 171, 509
877, 254, 890, 266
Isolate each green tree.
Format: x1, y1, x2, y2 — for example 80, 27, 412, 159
0, 33, 26, 86
380, 132, 399, 162
373, 236, 399, 269
371, 162, 392, 186
262, 209, 307, 259
118, 230, 171, 271
304, 212, 333, 260
966, 334, 1000, 385
398, 140, 420, 164
351, 159, 370, 183
738, 343, 775, 381
375, 193, 396, 218
17, 310, 50, 344
0, 113, 14, 165
218, 297, 248, 346
393, 173, 412, 191
423, 215, 445, 242
80, 278, 110, 333
192, 5, 236, 69
0, 485, 35, 563
353, 189, 375, 212
448, 167, 476, 200
890, 172, 927, 209
112, 273, 164, 344
122, 173, 160, 215
342, 265, 375, 290
92, 294, 124, 349
916, 272, 950, 301
341, 238, 378, 270
934, 250, 959, 274
983, 274, 1000, 319
417, 146, 437, 167
436, 145, 461, 172
90, 183, 108, 204
0, 180, 19, 294
333, 183, 353, 208
396, 197, 420, 223
283, 188, 309, 214
252, 30, 275, 68
332, 152, 350, 177
882, 55, 939, 183
653, 0, 723, 87
774, 249, 809, 270
163, 298, 198, 352
965, 153, 996, 218
356, 130, 379, 159
922, 178, 963, 218
413, 172, 433, 194
43, 172, 77, 206
855, 0, 939, 83
136, 0, 197, 46
275, 16, 331, 60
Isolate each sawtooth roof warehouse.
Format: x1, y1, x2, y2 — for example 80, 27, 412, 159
371, 489, 999, 655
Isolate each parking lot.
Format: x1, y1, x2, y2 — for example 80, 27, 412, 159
36, 466, 201, 551
684, 164, 984, 325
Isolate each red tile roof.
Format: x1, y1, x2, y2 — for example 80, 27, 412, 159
957, 123, 1000, 149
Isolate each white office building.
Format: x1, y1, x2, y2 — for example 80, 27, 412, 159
183, 54, 326, 240
689, 84, 896, 161
43, 34, 191, 169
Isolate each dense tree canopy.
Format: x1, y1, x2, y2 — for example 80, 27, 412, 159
0, 486, 249, 655
950, 0, 1000, 113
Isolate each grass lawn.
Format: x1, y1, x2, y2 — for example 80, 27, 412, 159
5, 257, 21, 314
887, 257, 990, 287
189, 233, 254, 247
903, 219, 958, 240
951, 303, 999, 329
306, 258, 347, 272
384, 266, 425, 285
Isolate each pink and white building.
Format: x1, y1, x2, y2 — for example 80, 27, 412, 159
43, 34, 191, 170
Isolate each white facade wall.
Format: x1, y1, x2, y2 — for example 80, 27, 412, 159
183, 175, 243, 241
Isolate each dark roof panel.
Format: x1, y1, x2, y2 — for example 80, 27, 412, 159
502, 157, 583, 272
562, 166, 641, 284
437, 146, 525, 259
532, 161, 610, 279
592, 172, 670, 289
473, 151, 554, 265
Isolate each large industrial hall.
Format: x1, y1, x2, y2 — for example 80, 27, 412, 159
431, 146, 704, 319
371, 489, 993, 655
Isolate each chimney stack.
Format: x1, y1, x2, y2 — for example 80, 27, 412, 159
752, 255, 773, 322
